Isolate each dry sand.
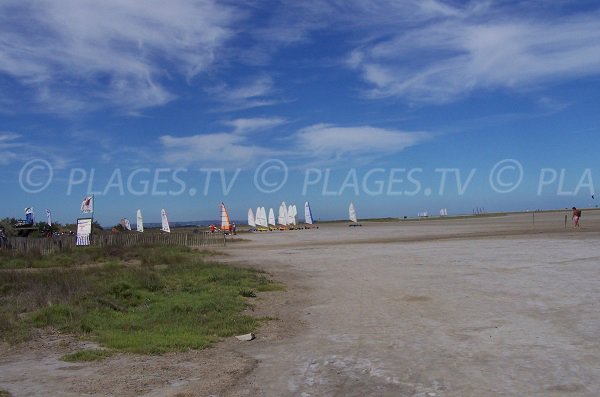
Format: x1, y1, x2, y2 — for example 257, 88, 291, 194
2, 210, 599, 396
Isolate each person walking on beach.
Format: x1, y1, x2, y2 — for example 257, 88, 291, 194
572, 207, 582, 227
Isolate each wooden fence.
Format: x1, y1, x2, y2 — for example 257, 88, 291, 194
0, 232, 226, 256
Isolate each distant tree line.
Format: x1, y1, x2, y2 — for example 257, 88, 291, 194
0, 217, 103, 238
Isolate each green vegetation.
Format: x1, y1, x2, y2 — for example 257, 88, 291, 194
0, 244, 222, 270
61, 349, 114, 362
0, 389, 12, 397
0, 245, 283, 354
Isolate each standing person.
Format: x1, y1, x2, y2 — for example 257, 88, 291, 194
0, 227, 7, 248
572, 207, 582, 227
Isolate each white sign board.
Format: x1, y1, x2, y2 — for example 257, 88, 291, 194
76, 218, 93, 246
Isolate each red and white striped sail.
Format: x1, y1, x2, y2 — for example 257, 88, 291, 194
220, 202, 232, 231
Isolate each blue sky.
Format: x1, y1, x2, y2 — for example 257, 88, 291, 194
1, 0, 600, 225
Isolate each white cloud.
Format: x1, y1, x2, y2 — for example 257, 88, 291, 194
160, 121, 429, 169
160, 116, 290, 169
160, 133, 275, 169
222, 117, 287, 134
295, 124, 429, 162
347, 7, 600, 103
0, 0, 237, 113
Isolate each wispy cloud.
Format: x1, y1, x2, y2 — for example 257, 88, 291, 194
0, 133, 22, 165
207, 75, 280, 111
0, 0, 237, 113
3, 1, 598, 115
346, 5, 600, 103
222, 117, 287, 134
0, 132, 71, 169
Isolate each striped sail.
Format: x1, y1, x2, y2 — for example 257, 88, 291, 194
220, 202, 231, 231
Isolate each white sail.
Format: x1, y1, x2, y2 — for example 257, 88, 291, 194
287, 204, 296, 225
304, 201, 314, 224
124, 218, 132, 231
268, 208, 276, 226
262, 207, 268, 228
349, 202, 358, 223
136, 209, 143, 232
248, 208, 256, 227
256, 207, 268, 228
278, 202, 288, 225
161, 208, 170, 233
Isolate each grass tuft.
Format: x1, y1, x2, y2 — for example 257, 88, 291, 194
239, 288, 257, 298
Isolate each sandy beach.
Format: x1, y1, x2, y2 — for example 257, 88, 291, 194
223, 210, 600, 396
1, 210, 599, 396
